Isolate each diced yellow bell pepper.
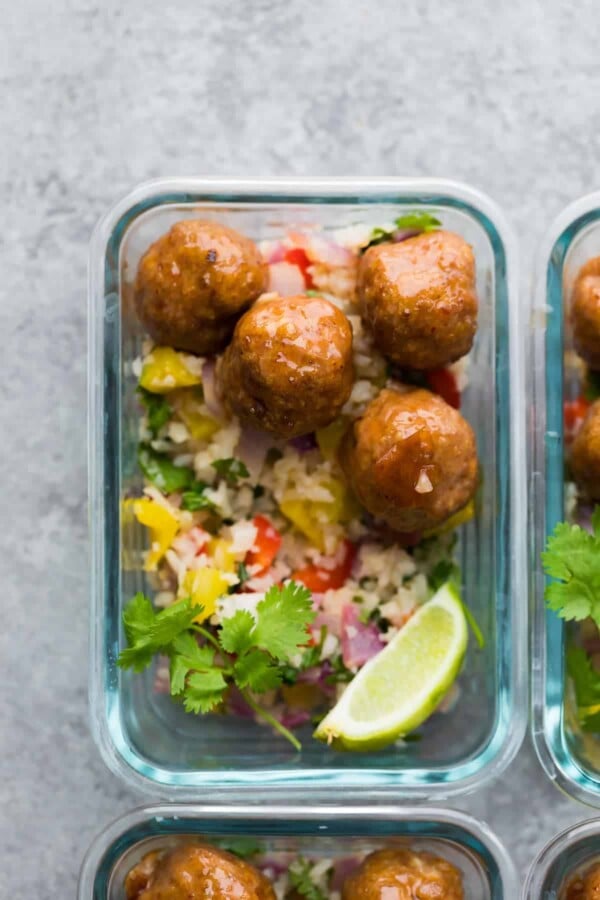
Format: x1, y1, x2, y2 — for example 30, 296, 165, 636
139, 347, 202, 394
279, 476, 358, 552
133, 497, 180, 570
207, 537, 237, 572
423, 499, 475, 538
173, 390, 220, 441
316, 418, 348, 461
179, 567, 229, 623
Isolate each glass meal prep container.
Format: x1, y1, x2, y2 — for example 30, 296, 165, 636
531, 190, 600, 806
88, 177, 525, 798
78, 804, 518, 899
524, 817, 600, 899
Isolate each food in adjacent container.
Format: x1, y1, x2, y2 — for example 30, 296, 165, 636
218, 294, 354, 437
357, 229, 477, 370
341, 847, 464, 900
124, 841, 465, 900
120, 212, 481, 750
564, 861, 600, 900
339, 387, 478, 533
542, 254, 600, 738
125, 842, 276, 899
571, 256, 600, 370
571, 399, 600, 500
134, 220, 268, 355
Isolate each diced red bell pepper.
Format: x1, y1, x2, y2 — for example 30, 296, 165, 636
283, 247, 314, 288
564, 395, 590, 442
291, 540, 356, 592
426, 368, 461, 409
245, 515, 282, 575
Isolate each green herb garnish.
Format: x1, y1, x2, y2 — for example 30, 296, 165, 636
138, 444, 195, 494
212, 457, 250, 485
136, 386, 172, 437
118, 581, 315, 749
542, 507, 600, 628
361, 211, 441, 252
288, 857, 328, 900
181, 481, 216, 512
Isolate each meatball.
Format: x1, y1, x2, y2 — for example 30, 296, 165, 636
566, 862, 600, 899
218, 294, 354, 438
571, 399, 600, 500
134, 220, 268, 355
125, 842, 276, 900
341, 848, 464, 900
339, 387, 478, 533
572, 256, 600, 369
357, 231, 477, 370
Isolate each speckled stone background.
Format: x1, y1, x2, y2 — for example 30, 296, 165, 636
2, 0, 600, 895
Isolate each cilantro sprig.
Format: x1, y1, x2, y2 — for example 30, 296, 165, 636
289, 857, 329, 900
118, 581, 315, 749
542, 507, 600, 627
181, 480, 216, 512
362, 211, 441, 252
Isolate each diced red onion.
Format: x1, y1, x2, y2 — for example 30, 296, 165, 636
287, 230, 354, 266
227, 688, 255, 719
289, 432, 318, 452
201, 358, 224, 418
341, 604, 384, 669
268, 261, 306, 295
236, 426, 283, 480
279, 708, 311, 729
331, 857, 362, 891
392, 228, 421, 242
266, 242, 287, 264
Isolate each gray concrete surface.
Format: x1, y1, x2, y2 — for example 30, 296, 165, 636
1, 0, 599, 895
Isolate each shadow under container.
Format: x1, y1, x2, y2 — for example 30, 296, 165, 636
531, 191, 600, 806
78, 805, 518, 899
89, 177, 526, 799
524, 817, 600, 899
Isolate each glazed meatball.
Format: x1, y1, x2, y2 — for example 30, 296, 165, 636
566, 862, 600, 899
134, 220, 268, 355
358, 231, 478, 370
571, 399, 600, 500
341, 848, 464, 900
339, 387, 478, 533
125, 843, 276, 900
572, 256, 600, 369
218, 294, 354, 438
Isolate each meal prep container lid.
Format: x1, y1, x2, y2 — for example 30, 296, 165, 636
78, 803, 519, 899
531, 189, 600, 806
523, 816, 600, 899
89, 176, 526, 800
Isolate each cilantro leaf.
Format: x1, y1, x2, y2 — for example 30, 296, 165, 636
214, 837, 261, 859
138, 444, 195, 494
118, 596, 199, 672
542, 516, 600, 627
361, 211, 441, 252
181, 481, 216, 512
137, 386, 172, 436
429, 559, 460, 592
394, 211, 441, 232
568, 645, 600, 732
233, 649, 283, 692
212, 457, 250, 485
219, 610, 256, 655
182, 670, 228, 713
289, 858, 328, 900
253, 581, 314, 660
169, 632, 215, 695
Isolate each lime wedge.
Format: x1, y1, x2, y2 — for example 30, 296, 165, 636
314, 582, 468, 751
